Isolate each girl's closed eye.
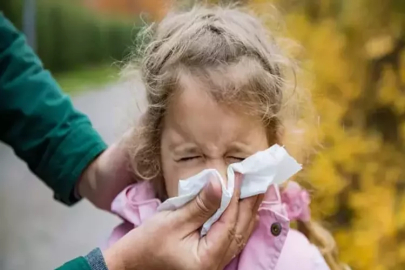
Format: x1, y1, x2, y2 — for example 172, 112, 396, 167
177, 156, 245, 163
178, 156, 202, 162
227, 156, 245, 163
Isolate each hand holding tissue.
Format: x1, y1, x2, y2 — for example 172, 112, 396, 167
157, 144, 302, 236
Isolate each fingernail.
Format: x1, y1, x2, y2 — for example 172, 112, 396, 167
206, 176, 222, 201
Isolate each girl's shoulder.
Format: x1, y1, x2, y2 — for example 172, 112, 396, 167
275, 229, 330, 270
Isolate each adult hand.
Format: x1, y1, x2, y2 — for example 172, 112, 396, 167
102, 174, 264, 270
77, 133, 135, 210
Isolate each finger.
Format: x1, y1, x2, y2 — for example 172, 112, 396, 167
248, 214, 260, 235
245, 214, 260, 245
236, 193, 264, 237
236, 191, 263, 237
199, 173, 242, 265
222, 196, 256, 261
218, 214, 260, 270
251, 194, 264, 217
173, 176, 222, 232
238, 193, 264, 240
223, 193, 264, 261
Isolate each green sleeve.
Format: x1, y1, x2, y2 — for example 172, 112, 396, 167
55, 257, 92, 270
0, 14, 107, 205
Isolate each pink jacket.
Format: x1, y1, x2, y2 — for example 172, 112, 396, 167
108, 181, 330, 270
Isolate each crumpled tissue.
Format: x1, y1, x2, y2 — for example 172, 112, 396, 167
157, 144, 302, 236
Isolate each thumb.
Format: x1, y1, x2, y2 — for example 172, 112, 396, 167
175, 176, 222, 231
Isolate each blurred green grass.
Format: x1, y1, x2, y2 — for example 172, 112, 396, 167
55, 65, 120, 95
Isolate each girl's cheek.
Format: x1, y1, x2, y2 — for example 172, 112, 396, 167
164, 165, 205, 197
163, 168, 179, 197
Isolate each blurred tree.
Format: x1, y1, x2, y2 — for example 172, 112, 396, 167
246, 0, 405, 269
0, 0, 23, 28
1, 0, 137, 73
83, 0, 170, 21
22, 0, 36, 49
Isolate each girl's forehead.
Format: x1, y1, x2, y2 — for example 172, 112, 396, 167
168, 77, 239, 123
166, 73, 264, 130
163, 83, 268, 151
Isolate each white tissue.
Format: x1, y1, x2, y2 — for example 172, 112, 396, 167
157, 144, 302, 236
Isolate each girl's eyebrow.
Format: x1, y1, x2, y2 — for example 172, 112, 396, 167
172, 144, 200, 156
227, 142, 253, 154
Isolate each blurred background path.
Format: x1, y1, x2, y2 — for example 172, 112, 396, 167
0, 81, 145, 270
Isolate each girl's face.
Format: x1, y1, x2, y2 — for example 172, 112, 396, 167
160, 76, 270, 197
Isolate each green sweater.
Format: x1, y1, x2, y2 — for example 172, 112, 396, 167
56, 257, 93, 270
0, 14, 108, 270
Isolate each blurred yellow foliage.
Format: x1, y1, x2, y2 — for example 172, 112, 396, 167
246, 0, 405, 269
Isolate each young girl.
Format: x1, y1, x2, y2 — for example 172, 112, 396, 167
109, 5, 348, 270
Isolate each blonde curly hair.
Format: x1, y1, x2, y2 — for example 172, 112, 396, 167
123, 4, 348, 270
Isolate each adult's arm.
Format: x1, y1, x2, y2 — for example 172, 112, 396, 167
0, 14, 107, 205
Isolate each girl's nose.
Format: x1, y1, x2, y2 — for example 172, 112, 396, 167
205, 159, 228, 185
